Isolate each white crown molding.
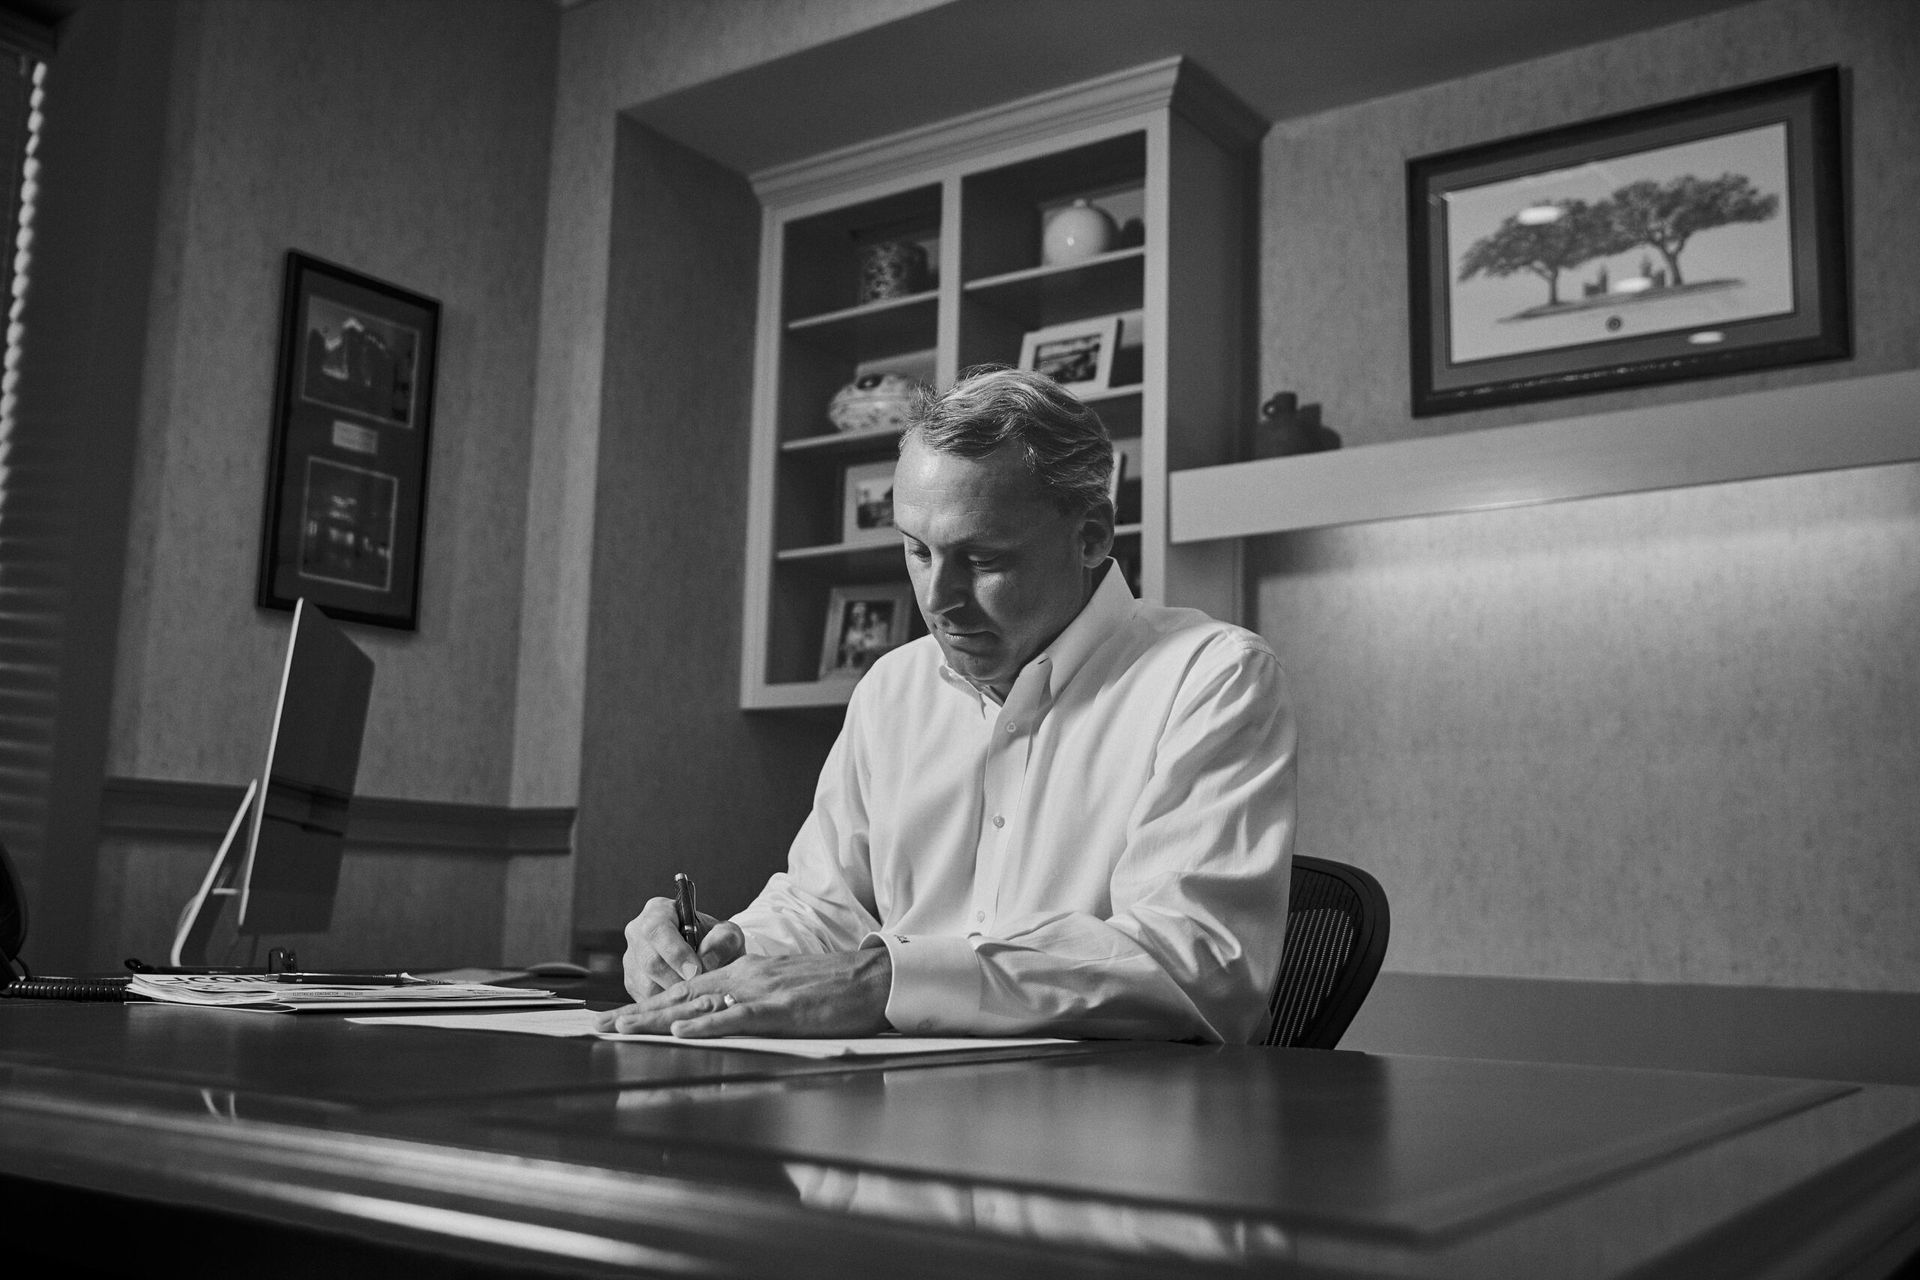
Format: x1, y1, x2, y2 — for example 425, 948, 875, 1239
751, 56, 1263, 207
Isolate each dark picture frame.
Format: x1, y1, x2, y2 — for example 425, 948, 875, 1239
1407, 67, 1847, 417
257, 252, 440, 629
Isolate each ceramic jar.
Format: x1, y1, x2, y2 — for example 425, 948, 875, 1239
858, 240, 929, 303
828, 373, 921, 434
1041, 199, 1117, 266
1249, 391, 1340, 458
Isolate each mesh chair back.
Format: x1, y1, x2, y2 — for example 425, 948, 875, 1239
1262, 855, 1389, 1048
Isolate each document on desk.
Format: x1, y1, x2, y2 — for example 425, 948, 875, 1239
128, 973, 583, 1014
347, 1006, 1074, 1058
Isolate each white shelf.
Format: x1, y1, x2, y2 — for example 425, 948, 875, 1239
781, 427, 905, 455
1170, 371, 1920, 542
963, 245, 1144, 293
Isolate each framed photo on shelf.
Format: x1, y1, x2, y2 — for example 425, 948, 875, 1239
841, 458, 899, 546
819, 583, 915, 680
1407, 67, 1847, 417
1019, 314, 1119, 399
257, 251, 440, 629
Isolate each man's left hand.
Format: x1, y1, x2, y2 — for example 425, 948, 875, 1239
593, 947, 892, 1039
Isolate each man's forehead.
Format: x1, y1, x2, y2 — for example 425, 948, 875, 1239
895, 438, 1050, 510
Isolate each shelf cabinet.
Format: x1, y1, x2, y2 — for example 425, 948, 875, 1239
1167, 370, 1920, 540
740, 58, 1262, 710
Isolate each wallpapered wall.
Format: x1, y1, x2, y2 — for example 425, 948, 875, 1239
530, 0, 950, 931
1252, 0, 1919, 991
515, 0, 947, 814
108, 0, 558, 802
59, 0, 563, 968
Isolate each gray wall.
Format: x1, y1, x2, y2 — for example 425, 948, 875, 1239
529, 0, 943, 934
576, 119, 835, 932
35, 0, 562, 968
1251, 0, 1919, 999
110, 0, 557, 803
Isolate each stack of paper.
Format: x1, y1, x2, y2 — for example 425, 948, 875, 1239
350, 1007, 1076, 1058
127, 973, 583, 1014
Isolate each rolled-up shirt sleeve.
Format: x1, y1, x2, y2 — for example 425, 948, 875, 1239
731, 724, 883, 957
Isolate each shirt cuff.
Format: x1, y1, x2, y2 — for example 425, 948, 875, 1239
861, 931, 980, 1034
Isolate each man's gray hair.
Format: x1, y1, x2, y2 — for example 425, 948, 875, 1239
901, 365, 1113, 517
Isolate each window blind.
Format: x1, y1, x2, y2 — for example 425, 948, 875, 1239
0, 44, 50, 878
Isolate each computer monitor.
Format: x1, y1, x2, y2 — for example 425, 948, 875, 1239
170, 599, 375, 967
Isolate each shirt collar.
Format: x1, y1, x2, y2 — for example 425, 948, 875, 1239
935, 559, 1135, 708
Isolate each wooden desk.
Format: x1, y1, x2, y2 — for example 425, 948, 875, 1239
3, 996, 1918, 1278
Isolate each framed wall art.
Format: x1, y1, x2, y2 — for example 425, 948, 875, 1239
257, 252, 440, 629
818, 582, 914, 681
1019, 314, 1119, 399
1407, 67, 1847, 417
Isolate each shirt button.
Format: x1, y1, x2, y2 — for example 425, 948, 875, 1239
992, 815, 1004, 828
975, 910, 985, 923
1005, 723, 1018, 734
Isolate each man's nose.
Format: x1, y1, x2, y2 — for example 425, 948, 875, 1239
920, 555, 968, 616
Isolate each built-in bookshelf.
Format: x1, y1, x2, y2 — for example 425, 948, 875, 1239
739, 59, 1261, 711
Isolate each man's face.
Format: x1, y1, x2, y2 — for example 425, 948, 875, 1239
892, 437, 1112, 698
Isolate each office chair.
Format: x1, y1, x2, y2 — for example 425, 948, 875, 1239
1262, 854, 1389, 1048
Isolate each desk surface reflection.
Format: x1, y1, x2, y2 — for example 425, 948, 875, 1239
3, 996, 1918, 1278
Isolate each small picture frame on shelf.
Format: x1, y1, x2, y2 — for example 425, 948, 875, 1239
841, 459, 899, 546
819, 583, 915, 680
1019, 315, 1119, 399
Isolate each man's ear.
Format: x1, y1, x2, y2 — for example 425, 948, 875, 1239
1078, 501, 1116, 567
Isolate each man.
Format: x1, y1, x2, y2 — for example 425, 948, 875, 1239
600, 366, 1294, 1043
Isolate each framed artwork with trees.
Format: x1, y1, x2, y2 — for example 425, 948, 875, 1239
1407, 67, 1846, 417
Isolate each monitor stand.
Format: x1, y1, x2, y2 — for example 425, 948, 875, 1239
169, 779, 257, 968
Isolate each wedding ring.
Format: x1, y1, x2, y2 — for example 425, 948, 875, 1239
722, 993, 737, 1008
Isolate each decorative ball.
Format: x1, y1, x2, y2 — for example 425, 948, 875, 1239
1041, 199, 1117, 266
828, 373, 921, 434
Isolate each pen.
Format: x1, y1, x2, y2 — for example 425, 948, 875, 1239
674, 872, 708, 950
271, 973, 417, 986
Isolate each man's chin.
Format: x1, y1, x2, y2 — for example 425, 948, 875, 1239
936, 638, 1010, 687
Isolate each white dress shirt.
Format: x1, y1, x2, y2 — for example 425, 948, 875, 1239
732, 564, 1295, 1043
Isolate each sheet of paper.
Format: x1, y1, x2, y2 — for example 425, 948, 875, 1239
348, 1007, 1074, 1058
349, 1007, 600, 1037
129, 972, 580, 1014
249, 997, 584, 1015
417, 966, 530, 984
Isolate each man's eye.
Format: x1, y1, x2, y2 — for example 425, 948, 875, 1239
968, 557, 1001, 571
904, 543, 929, 561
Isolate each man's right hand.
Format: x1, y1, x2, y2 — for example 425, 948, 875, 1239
622, 896, 746, 1001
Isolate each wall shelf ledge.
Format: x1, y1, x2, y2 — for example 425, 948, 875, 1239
1170, 370, 1920, 541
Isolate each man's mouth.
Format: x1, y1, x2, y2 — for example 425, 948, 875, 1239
941, 630, 994, 651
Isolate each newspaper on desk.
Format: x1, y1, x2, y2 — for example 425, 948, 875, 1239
128, 972, 583, 1014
